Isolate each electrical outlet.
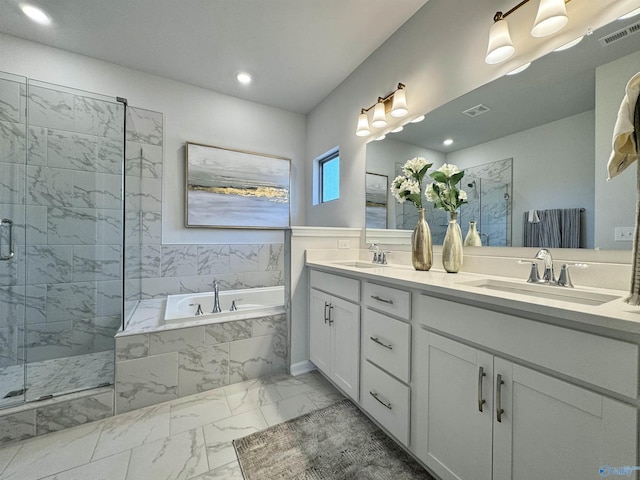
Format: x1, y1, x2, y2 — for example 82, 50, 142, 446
615, 227, 634, 241
338, 239, 349, 249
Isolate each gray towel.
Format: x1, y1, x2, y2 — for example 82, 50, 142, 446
522, 209, 582, 248
625, 93, 640, 305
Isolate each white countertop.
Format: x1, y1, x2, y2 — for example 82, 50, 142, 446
306, 259, 640, 339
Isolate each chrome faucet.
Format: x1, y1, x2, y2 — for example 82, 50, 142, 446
368, 243, 388, 264
211, 280, 222, 313
535, 248, 556, 284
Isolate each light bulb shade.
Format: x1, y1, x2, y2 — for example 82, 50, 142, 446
485, 19, 515, 64
531, 0, 568, 37
356, 112, 371, 137
390, 88, 408, 118
371, 101, 387, 128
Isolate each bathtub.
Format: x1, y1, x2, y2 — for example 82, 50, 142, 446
164, 285, 285, 325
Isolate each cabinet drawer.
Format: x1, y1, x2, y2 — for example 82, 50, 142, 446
363, 309, 411, 383
364, 282, 411, 320
310, 270, 359, 302
361, 360, 410, 446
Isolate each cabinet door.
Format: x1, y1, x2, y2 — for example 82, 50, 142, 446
330, 296, 360, 401
415, 330, 493, 480
493, 358, 638, 480
309, 288, 331, 374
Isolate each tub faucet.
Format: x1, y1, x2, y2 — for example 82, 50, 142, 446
535, 248, 556, 284
212, 280, 222, 313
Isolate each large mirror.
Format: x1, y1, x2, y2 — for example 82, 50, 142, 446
365, 13, 640, 249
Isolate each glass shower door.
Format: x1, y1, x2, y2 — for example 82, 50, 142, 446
22, 80, 124, 401
0, 72, 27, 408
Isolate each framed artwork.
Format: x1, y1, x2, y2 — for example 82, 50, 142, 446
185, 142, 291, 228
365, 172, 388, 229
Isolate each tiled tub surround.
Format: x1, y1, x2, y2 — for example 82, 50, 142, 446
115, 298, 288, 414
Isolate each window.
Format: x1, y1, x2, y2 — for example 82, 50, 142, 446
319, 150, 340, 203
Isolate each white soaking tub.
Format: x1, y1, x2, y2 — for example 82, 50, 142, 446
164, 286, 285, 325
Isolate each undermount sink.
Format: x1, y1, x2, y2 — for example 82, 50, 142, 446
461, 279, 620, 306
331, 261, 387, 269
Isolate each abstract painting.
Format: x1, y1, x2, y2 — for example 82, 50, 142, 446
365, 172, 388, 229
185, 142, 290, 228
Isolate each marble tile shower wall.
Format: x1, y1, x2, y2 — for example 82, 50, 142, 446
0, 80, 126, 368
123, 107, 285, 305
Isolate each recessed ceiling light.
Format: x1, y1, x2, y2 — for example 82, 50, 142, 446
391, 126, 403, 133
506, 62, 531, 75
236, 72, 252, 85
554, 36, 583, 51
443, 138, 454, 146
20, 3, 51, 25
619, 7, 640, 20
411, 115, 425, 123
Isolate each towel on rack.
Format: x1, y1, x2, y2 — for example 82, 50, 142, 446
522, 208, 582, 248
607, 71, 640, 180
527, 209, 540, 223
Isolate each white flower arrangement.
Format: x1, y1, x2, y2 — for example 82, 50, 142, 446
390, 156, 433, 209
426, 163, 468, 214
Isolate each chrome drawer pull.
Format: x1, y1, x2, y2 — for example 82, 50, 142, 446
371, 295, 393, 305
370, 336, 393, 350
324, 302, 329, 324
478, 366, 486, 412
328, 304, 334, 325
369, 390, 392, 410
496, 374, 505, 423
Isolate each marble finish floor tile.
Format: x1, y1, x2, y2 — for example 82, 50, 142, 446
0, 370, 344, 480
40, 451, 130, 480
259, 392, 319, 427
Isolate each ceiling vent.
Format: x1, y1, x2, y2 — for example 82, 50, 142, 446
462, 104, 492, 118
599, 20, 640, 46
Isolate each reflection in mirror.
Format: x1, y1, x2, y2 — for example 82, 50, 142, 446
365, 173, 388, 229
365, 14, 640, 249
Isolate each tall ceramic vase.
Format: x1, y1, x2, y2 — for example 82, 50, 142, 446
412, 208, 433, 271
442, 212, 463, 273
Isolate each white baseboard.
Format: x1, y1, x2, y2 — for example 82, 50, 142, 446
289, 360, 316, 376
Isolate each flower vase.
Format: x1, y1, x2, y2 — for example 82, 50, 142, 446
442, 212, 463, 273
464, 220, 482, 247
411, 208, 432, 271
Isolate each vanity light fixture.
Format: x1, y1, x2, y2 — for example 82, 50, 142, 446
619, 6, 640, 20
374, 134, 386, 141
391, 126, 404, 133
507, 62, 532, 75
553, 35, 583, 51
411, 115, 425, 123
355, 83, 408, 137
20, 3, 51, 25
485, 0, 571, 64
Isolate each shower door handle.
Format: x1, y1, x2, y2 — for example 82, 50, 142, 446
0, 219, 14, 261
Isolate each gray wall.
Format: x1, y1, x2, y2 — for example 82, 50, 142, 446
595, 49, 640, 250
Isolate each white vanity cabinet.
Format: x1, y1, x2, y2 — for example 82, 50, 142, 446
309, 270, 360, 400
415, 295, 639, 480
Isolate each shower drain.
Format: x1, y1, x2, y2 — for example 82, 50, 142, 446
3, 388, 26, 399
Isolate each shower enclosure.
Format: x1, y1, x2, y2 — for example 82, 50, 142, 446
0, 72, 129, 409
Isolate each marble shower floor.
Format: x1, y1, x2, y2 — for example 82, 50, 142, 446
0, 370, 344, 480
0, 351, 114, 409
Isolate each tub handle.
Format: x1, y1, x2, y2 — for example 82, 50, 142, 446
189, 303, 204, 315
230, 299, 242, 311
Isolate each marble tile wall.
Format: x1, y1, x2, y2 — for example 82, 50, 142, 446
114, 313, 287, 414
0, 78, 128, 396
